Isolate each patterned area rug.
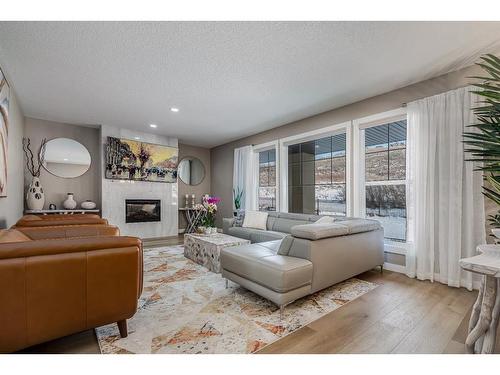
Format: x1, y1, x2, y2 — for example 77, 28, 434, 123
96, 245, 377, 354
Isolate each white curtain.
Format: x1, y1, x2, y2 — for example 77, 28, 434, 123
233, 145, 257, 211
405, 86, 486, 290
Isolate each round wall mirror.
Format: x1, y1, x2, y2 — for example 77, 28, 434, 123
178, 157, 205, 185
41, 138, 91, 178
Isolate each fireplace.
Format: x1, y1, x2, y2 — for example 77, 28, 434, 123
125, 199, 161, 223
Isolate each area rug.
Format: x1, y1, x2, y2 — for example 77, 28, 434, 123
96, 245, 377, 354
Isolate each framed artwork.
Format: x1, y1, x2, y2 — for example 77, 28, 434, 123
0, 66, 10, 198
105, 137, 178, 183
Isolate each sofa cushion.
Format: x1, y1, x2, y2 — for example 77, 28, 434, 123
242, 211, 268, 230
272, 218, 310, 233
0, 229, 31, 243
291, 223, 350, 240
227, 226, 258, 241
291, 218, 382, 240
220, 241, 313, 293
250, 230, 287, 244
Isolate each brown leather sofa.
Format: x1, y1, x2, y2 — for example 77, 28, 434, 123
14, 214, 109, 228
0, 227, 143, 353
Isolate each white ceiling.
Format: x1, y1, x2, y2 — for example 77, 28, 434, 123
0, 22, 500, 148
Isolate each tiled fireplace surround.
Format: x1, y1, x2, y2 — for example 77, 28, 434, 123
100, 125, 178, 238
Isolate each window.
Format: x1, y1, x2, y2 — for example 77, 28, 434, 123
364, 120, 407, 242
258, 149, 277, 211
288, 133, 346, 216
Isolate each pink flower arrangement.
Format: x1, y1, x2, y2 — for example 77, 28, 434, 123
201, 195, 221, 227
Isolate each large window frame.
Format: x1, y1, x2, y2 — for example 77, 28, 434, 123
249, 109, 409, 255
253, 140, 280, 212
278, 122, 352, 215
353, 108, 409, 253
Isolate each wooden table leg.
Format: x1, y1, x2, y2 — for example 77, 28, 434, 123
466, 275, 499, 353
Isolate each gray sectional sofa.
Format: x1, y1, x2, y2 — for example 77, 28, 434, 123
221, 212, 384, 317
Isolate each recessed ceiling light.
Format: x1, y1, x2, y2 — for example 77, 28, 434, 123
63, 158, 68, 161
170, 107, 179, 113
149, 124, 157, 128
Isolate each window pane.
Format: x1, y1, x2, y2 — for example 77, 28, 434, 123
259, 166, 269, 187
288, 144, 301, 164
269, 164, 276, 186
301, 160, 315, 185
365, 124, 388, 150
389, 149, 406, 180
365, 184, 406, 241
332, 156, 346, 183
288, 186, 302, 213
315, 158, 331, 184
315, 136, 332, 160
259, 187, 276, 211
389, 120, 407, 149
315, 184, 346, 216
365, 151, 388, 181
289, 163, 301, 186
300, 141, 316, 162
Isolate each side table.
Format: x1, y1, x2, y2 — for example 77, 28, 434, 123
459, 244, 500, 354
179, 207, 206, 233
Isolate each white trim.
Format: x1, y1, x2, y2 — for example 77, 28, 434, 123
384, 241, 410, 255
353, 108, 407, 130
383, 262, 406, 274
280, 121, 350, 147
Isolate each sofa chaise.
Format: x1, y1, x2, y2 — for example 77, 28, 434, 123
221, 212, 384, 317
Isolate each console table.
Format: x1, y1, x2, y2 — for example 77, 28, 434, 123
459, 244, 500, 354
179, 207, 206, 233
25, 209, 100, 215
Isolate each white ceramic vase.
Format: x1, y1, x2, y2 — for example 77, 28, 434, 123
63, 193, 77, 209
81, 200, 96, 210
26, 177, 45, 210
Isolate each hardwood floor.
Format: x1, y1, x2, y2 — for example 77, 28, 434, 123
18, 235, 493, 354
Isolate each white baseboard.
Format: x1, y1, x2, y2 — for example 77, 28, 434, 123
383, 262, 406, 274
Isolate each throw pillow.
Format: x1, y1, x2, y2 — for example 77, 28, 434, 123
242, 211, 268, 230
234, 210, 245, 227
315, 216, 335, 224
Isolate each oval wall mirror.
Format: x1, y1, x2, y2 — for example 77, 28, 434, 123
178, 157, 205, 185
41, 138, 91, 178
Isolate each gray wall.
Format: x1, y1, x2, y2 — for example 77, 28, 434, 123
0, 89, 25, 228
178, 143, 211, 232
24, 117, 101, 210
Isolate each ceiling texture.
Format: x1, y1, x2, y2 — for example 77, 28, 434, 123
0, 21, 499, 148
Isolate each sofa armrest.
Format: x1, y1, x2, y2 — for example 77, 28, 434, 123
17, 225, 120, 240
0, 236, 141, 259
223, 217, 236, 233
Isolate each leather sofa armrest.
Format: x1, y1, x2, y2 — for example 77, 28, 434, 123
0, 236, 141, 260
291, 219, 382, 240
17, 225, 120, 240
223, 217, 236, 233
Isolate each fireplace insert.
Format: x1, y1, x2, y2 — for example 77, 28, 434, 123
125, 199, 161, 223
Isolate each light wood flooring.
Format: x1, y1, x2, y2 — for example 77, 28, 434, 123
18, 235, 493, 354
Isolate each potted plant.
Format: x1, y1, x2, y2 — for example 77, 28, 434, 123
463, 54, 500, 236
233, 187, 243, 217
199, 194, 221, 234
